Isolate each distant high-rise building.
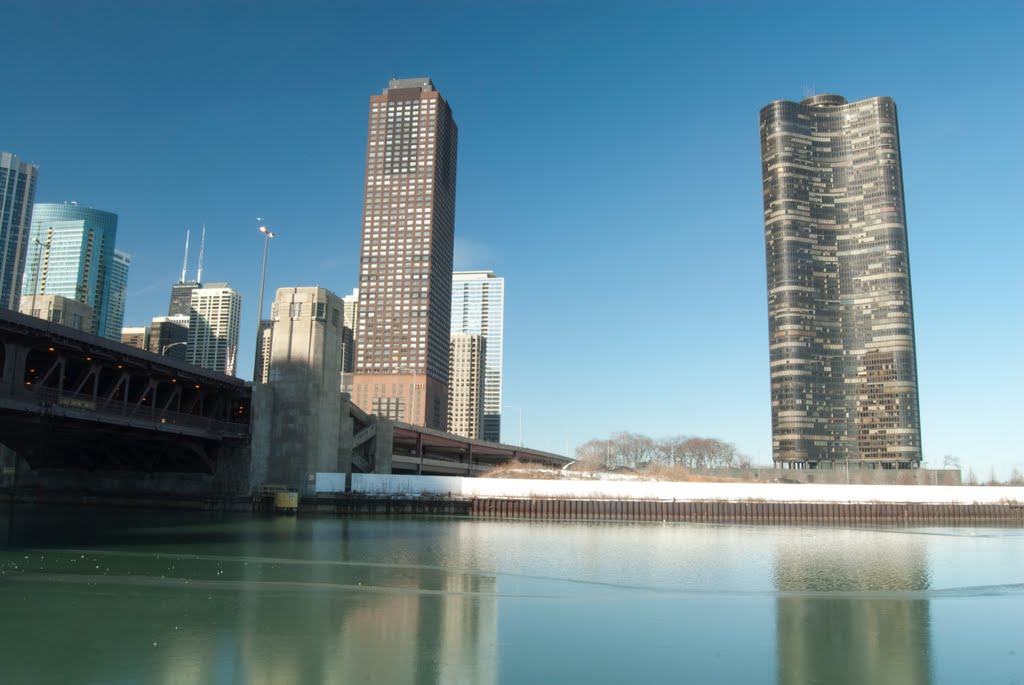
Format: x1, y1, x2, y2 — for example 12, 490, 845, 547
341, 288, 358, 374
121, 326, 149, 350
18, 294, 92, 332
186, 283, 242, 375
0, 152, 38, 310
254, 319, 273, 384
23, 202, 121, 340
169, 282, 200, 317
447, 333, 486, 440
168, 227, 203, 316
352, 77, 459, 429
106, 249, 130, 340
760, 94, 921, 468
451, 271, 504, 442
149, 315, 188, 360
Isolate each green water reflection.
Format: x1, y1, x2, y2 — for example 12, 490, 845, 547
0, 507, 1021, 684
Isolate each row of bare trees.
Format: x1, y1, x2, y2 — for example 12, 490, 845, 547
574, 431, 751, 471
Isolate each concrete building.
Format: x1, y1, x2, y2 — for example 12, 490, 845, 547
447, 333, 486, 440
22, 202, 121, 340
253, 319, 273, 384
760, 94, 921, 469
149, 315, 188, 360
120, 326, 149, 350
352, 77, 459, 430
186, 283, 241, 375
259, 287, 346, 493
451, 271, 504, 442
17, 294, 93, 332
0, 152, 39, 311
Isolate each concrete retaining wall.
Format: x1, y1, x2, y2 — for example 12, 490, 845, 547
323, 473, 1024, 505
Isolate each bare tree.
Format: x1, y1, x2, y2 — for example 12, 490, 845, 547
611, 431, 657, 469
943, 454, 961, 470
577, 432, 748, 472
1009, 468, 1024, 485
965, 468, 978, 486
573, 439, 610, 471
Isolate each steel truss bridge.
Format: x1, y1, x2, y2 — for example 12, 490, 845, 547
0, 308, 250, 474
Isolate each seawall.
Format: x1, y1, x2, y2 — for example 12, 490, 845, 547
311, 473, 1024, 524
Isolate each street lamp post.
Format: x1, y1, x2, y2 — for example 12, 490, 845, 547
162, 341, 187, 356
30, 236, 49, 318
256, 224, 276, 359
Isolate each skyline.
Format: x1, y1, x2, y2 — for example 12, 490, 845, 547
1, 1, 1021, 476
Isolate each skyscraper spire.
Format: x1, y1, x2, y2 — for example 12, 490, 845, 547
180, 227, 190, 284
196, 224, 206, 284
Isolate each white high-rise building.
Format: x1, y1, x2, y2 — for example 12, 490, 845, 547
186, 283, 242, 375
447, 333, 486, 439
451, 271, 504, 443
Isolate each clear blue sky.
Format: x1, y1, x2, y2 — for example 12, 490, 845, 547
2, 1, 1021, 476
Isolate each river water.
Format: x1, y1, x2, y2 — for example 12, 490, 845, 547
0, 506, 1021, 684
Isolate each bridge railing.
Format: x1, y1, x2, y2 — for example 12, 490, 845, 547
9, 383, 250, 439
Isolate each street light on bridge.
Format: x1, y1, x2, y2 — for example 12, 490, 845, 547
255, 222, 276, 366
162, 341, 187, 356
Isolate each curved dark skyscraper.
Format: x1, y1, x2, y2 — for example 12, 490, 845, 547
760, 94, 921, 469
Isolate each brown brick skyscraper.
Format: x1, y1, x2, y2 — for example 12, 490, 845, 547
352, 78, 458, 429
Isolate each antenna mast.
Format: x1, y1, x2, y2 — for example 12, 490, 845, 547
180, 227, 190, 284
196, 224, 206, 284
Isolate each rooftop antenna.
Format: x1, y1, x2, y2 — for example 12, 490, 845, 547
196, 224, 206, 284
180, 227, 191, 284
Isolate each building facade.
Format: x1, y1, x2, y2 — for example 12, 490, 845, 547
106, 249, 130, 340
120, 326, 149, 350
0, 152, 39, 310
352, 77, 459, 430
259, 287, 345, 494
23, 202, 121, 340
447, 333, 486, 439
186, 283, 241, 375
254, 319, 273, 384
18, 293, 93, 332
341, 288, 358, 374
169, 282, 200, 317
149, 315, 188, 360
760, 94, 921, 468
451, 271, 504, 442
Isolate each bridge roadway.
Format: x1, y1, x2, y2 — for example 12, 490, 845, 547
0, 308, 250, 474
1, 308, 570, 494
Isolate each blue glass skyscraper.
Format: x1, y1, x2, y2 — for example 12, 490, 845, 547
23, 202, 122, 340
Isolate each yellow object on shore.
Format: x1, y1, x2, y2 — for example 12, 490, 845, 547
274, 491, 299, 510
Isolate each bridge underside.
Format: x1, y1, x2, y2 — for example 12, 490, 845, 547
0, 411, 220, 474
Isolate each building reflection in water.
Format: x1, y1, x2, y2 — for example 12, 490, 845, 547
773, 530, 933, 685
228, 517, 498, 684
